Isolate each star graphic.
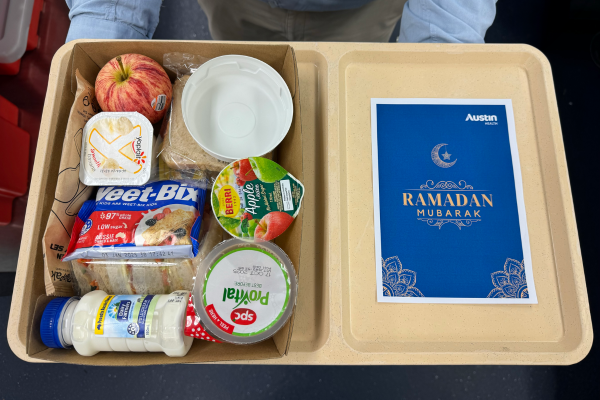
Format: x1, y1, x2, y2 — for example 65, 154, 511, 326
441, 150, 452, 160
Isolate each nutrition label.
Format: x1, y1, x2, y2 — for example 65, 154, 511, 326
279, 180, 293, 211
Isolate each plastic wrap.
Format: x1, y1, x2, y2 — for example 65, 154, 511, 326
70, 211, 224, 296
157, 53, 229, 172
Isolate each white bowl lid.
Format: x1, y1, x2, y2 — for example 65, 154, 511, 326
182, 55, 294, 162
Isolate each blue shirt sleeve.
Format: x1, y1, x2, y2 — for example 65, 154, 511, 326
65, 0, 162, 42
399, 0, 497, 43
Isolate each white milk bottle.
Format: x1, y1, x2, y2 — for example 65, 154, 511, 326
40, 290, 193, 357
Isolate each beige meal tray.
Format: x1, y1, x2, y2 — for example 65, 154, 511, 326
8, 40, 592, 365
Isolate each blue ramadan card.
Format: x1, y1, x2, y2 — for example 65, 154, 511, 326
371, 99, 537, 304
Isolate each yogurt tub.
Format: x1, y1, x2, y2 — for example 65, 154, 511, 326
192, 238, 297, 344
181, 55, 293, 162
80, 112, 153, 186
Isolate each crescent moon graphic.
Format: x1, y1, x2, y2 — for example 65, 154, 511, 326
431, 143, 457, 168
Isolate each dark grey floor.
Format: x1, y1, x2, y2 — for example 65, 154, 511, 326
2, 0, 600, 398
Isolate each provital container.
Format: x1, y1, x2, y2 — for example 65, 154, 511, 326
40, 290, 193, 357
193, 239, 297, 344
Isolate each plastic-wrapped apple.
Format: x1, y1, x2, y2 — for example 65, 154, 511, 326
95, 54, 172, 123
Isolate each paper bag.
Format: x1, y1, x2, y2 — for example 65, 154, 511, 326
42, 70, 98, 296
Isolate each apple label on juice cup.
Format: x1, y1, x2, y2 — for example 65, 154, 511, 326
212, 157, 305, 241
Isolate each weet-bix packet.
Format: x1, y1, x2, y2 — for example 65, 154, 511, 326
63, 180, 207, 261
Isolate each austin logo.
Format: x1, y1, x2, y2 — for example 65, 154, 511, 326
465, 114, 498, 125
465, 114, 497, 122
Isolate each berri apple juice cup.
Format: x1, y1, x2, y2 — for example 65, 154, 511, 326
211, 157, 305, 242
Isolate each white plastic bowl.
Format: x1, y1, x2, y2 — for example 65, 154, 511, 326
181, 55, 293, 162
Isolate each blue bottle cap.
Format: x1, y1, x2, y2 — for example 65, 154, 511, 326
40, 297, 73, 349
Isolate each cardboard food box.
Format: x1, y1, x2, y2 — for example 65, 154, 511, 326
8, 41, 593, 365
10, 41, 303, 365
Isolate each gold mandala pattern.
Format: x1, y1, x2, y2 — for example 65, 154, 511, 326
487, 258, 529, 298
381, 256, 424, 297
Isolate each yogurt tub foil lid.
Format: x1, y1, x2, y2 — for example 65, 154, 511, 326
80, 112, 153, 186
212, 157, 305, 242
192, 238, 298, 344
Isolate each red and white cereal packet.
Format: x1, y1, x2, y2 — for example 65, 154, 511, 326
62, 180, 207, 262
185, 293, 221, 342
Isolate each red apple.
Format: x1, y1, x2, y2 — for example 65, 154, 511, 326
254, 212, 294, 241
241, 212, 253, 221
236, 159, 258, 181
95, 54, 173, 124
236, 177, 246, 187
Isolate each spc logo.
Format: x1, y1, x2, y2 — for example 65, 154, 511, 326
231, 308, 256, 325
81, 219, 93, 235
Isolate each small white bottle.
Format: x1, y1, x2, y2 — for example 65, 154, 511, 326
40, 290, 193, 357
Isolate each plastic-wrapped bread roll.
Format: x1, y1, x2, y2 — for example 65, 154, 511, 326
158, 75, 274, 171
159, 75, 229, 171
